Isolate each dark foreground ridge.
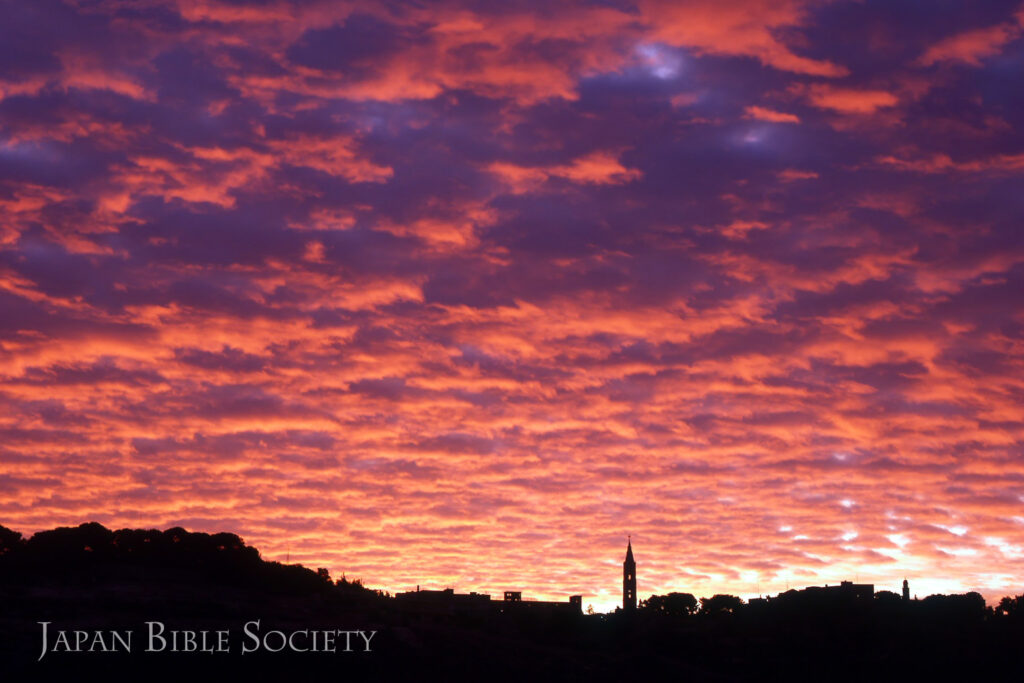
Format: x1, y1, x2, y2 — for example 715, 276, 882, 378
2, 522, 1024, 682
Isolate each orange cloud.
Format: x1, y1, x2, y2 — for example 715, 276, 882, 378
639, 0, 848, 76
917, 16, 1024, 66
745, 105, 800, 123
777, 169, 818, 181
877, 152, 1024, 173
488, 151, 642, 192
803, 84, 899, 114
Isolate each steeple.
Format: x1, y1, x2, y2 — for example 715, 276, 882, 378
902, 578, 910, 602
623, 536, 636, 612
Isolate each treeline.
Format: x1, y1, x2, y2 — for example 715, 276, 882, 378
641, 591, 738, 616
640, 588, 1024, 622
0, 521, 380, 599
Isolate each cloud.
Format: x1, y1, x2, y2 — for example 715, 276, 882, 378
877, 152, 1024, 173
917, 14, 1024, 66
745, 106, 800, 124
638, 0, 849, 77
487, 150, 643, 191
802, 84, 900, 114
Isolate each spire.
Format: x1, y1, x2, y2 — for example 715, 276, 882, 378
622, 536, 636, 612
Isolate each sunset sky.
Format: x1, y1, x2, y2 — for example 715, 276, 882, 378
1, 0, 1023, 612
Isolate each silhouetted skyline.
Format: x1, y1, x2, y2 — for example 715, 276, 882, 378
0, 522, 997, 616
6, 522, 1024, 680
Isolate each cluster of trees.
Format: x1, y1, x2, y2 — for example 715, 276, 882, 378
995, 594, 1024, 619
0, 522, 259, 566
640, 592, 742, 616
0, 522, 380, 599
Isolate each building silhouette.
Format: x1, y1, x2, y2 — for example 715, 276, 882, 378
752, 580, 875, 609
623, 537, 636, 612
394, 586, 582, 616
394, 587, 492, 615
494, 590, 583, 616
903, 578, 910, 602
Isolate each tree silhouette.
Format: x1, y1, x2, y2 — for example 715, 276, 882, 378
699, 594, 743, 616
642, 592, 698, 616
996, 594, 1024, 619
0, 524, 23, 555
874, 590, 903, 607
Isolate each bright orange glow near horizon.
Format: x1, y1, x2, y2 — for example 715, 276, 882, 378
1, 0, 1023, 613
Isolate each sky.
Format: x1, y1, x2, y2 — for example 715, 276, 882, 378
1, 0, 1023, 612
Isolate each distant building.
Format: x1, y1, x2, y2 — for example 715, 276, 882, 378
395, 586, 581, 616
768, 580, 875, 605
394, 587, 491, 614
827, 580, 874, 600
903, 579, 910, 602
496, 590, 582, 616
623, 538, 637, 612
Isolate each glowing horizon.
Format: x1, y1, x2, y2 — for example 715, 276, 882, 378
1, 0, 1023, 614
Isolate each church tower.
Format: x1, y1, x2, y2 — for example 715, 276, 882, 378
902, 578, 910, 602
623, 537, 636, 612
